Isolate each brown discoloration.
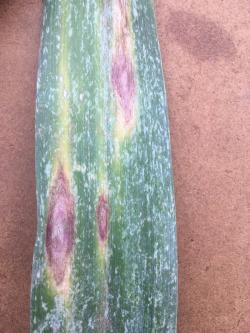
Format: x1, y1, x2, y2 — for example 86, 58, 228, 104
46, 165, 75, 286
96, 195, 109, 243
167, 10, 236, 61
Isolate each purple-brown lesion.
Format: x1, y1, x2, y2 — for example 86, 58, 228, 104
112, 49, 135, 124
112, 0, 137, 128
96, 195, 109, 244
45, 164, 75, 286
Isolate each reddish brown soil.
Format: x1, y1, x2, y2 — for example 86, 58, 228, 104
0, 1, 250, 332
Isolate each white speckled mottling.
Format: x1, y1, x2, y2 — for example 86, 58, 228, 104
31, 1, 177, 332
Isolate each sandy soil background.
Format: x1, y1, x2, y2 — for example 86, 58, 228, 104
0, 1, 250, 332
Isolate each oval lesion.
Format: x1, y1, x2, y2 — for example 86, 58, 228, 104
45, 164, 75, 286
96, 194, 109, 244
112, 49, 136, 125
111, 0, 138, 138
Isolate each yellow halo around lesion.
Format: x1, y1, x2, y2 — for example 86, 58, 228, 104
112, 0, 139, 143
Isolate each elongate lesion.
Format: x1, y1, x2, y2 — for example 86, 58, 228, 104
112, 48, 136, 125
112, 0, 138, 138
96, 194, 109, 246
45, 164, 75, 290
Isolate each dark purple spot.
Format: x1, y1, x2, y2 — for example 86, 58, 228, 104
167, 10, 236, 61
46, 165, 75, 285
112, 50, 135, 124
96, 195, 109, 243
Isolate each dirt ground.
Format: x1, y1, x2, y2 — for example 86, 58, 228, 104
0, 1, 250, 332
